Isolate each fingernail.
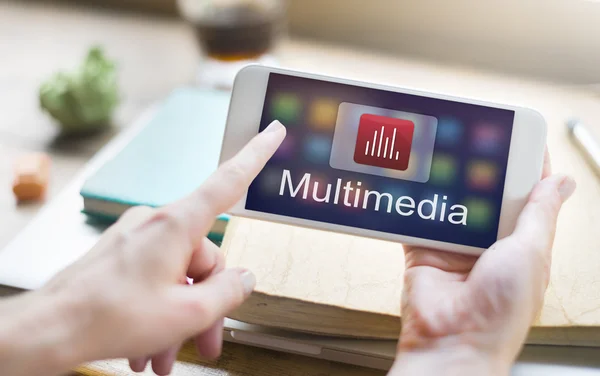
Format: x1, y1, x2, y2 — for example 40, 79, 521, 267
263, 120, 284, 133
238, 269, 256, 297
558, 176, 576, 201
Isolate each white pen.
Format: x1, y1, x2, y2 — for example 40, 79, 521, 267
567, 118, 600, 177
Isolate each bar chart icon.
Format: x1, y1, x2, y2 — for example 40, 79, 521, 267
354, 113, 414, 171
330, 102, 437, 183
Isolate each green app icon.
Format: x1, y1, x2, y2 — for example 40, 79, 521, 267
271, 94, 302, 124
429, 154, 457, 185
464, 198, 493, 230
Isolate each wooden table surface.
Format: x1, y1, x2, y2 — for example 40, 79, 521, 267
2, 1, 600, 376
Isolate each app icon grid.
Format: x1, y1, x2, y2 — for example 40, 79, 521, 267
247, 73, 515, 249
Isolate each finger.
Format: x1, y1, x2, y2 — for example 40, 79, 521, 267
85, 206, 156, 258
542, 145, 552, 179
187, 238, 225, 281
466, 174, 575, 327
465, 174, 575, 329
166, 120, 286, 247
512, 174, 575, 257
195, 319, 224, 359
174, 268, 256, 336
116, 205, 156, 231
151, 344, 181, 376
190, 240, 227, 359
128, 356, 150, 373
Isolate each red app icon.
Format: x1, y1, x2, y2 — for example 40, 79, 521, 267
353, 113, 415, 171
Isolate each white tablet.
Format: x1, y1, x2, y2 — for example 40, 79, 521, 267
219, 65, 547, 255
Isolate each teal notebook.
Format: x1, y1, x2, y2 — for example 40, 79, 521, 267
80, 87, 231, 242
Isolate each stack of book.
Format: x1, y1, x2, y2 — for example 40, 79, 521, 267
80, 87, 230, 243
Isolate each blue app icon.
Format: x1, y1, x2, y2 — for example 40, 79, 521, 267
304, 135, 332, 165
436, 117, 463, 147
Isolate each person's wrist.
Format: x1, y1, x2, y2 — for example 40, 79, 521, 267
4, 287, 94, 375
391, 338, 511, 376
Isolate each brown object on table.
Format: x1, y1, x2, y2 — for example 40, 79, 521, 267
12, 153, 51, 202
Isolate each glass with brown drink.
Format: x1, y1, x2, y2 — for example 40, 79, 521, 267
178, 0, 287, 89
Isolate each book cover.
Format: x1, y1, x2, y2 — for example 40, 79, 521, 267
80, 87, 231, 241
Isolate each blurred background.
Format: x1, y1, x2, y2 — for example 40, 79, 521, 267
13, 0, 600, 84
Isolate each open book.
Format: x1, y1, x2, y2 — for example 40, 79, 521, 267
222, 217, 600, 346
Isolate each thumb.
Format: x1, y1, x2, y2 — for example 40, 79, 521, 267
174, 268, 256, 334
466, 174, 575, 346
511, 173, 576, 258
